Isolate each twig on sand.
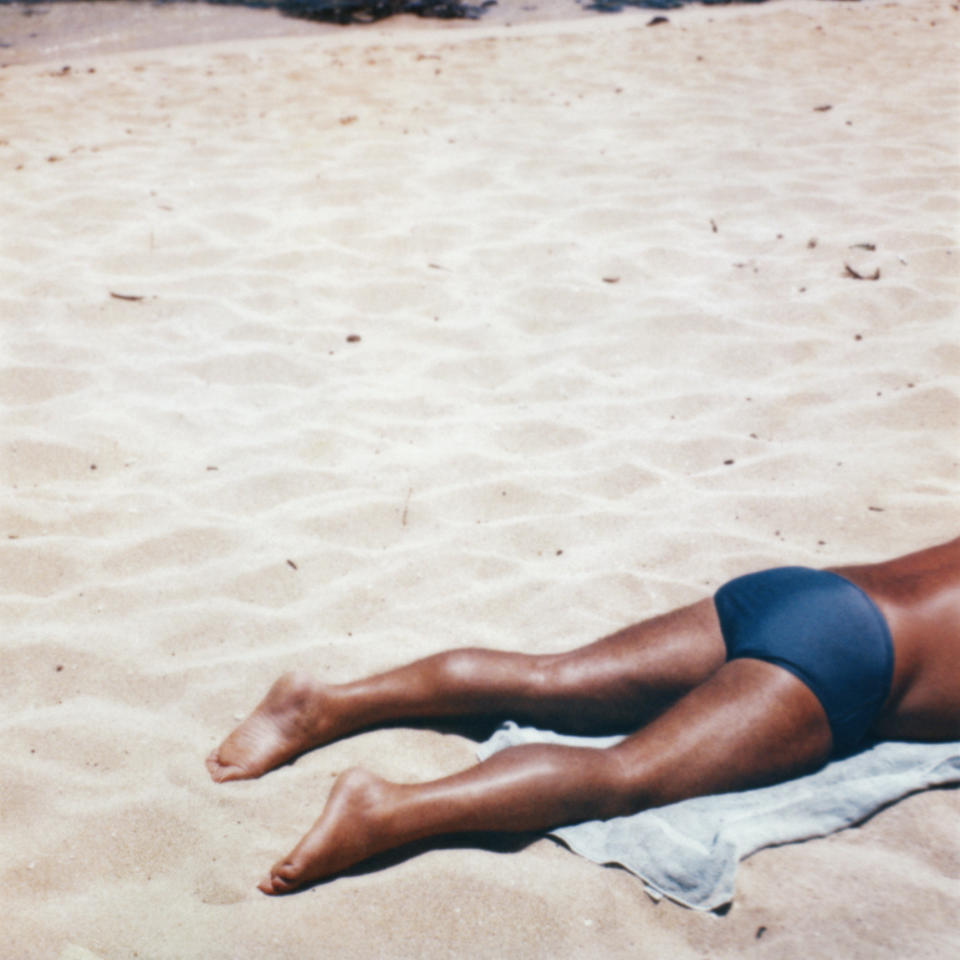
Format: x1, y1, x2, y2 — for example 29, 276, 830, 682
844, 264, 880, 281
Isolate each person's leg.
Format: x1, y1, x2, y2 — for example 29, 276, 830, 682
258, 657, 833, 893
207, 597, 726, 782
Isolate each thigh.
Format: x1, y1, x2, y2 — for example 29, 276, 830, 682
543, 597, 728, 703
610, 658, 834, 808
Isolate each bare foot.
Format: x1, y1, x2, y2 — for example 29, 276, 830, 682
206, 671, 343, 782
258, 767, 396, 894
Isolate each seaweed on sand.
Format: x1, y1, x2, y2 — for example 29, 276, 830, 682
0, 0, 498, 26
242, 0, 497, 23
581, 0, 772, 11
1, 0, 783, 24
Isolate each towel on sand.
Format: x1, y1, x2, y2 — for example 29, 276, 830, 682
477, 723, 960, 910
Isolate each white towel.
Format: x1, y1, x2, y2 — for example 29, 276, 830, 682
477, 723, 960, 910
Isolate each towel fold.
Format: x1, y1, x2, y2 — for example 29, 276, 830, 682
477, 723, 960, 910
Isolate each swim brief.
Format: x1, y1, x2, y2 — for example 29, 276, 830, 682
714, 566, 894, 756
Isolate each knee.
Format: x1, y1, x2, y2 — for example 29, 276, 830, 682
437, 647, 547, 695
601, 745, 662, 816
433, 647, 502, 688
434, 647, 496, 685
532, 653, 583, 696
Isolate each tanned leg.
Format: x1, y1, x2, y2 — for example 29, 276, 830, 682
207, 598, 726, 782
259, 658, 833, 893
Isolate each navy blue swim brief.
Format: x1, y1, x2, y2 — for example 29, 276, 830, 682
714, 566, 894, 756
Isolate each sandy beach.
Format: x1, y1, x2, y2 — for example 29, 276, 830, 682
1, 0, 958, 957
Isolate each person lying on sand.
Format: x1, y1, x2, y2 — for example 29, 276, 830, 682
207, 535, 960, 894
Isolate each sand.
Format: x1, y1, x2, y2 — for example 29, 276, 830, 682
1, 0, 958, 957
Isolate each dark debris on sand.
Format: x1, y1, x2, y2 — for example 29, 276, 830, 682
253, 0, 780, 19
580, 0, 773, 12
2, 0, 786, 26
176, 0, 496, 24
0, 0, 497, 25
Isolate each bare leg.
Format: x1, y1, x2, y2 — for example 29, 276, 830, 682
259, 658, 833, 893
207, 598, 726, 782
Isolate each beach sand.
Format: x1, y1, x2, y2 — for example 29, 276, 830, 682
1, 0, 958, 957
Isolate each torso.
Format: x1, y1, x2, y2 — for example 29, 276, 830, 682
828, 536, 960, 742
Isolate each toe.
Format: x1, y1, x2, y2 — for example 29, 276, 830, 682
206, 750, 248, 783
205, 753, 233, 782
259, 863, 299, 895
257, 875, 278, 894
205, 751, 222, 778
